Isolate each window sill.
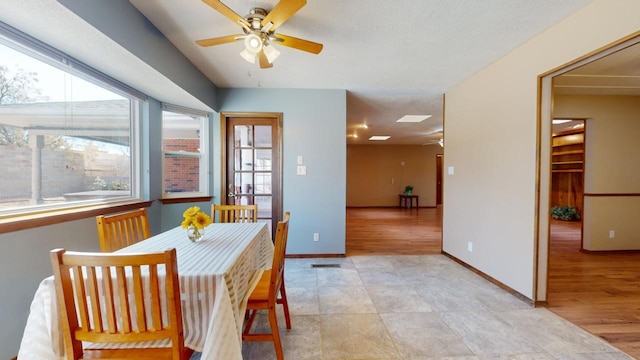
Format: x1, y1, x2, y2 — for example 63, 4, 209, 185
159, 196, 213, 205
0, 200, 152, 235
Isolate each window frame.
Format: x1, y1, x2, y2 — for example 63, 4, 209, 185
161, 103, 210, 199
0, 21, 145, 219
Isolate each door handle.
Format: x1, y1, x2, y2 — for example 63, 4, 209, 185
228, 192, 236, 198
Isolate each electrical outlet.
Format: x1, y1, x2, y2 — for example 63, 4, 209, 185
467, 242, 473, 252
313, 233, 320, 242
609, 230, 615, 239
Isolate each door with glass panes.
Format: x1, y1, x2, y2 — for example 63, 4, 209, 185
224, 114, 282, 234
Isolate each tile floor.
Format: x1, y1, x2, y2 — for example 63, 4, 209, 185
237, 255, 634, 359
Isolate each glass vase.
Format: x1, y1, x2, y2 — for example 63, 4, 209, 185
187, 225, 204, 243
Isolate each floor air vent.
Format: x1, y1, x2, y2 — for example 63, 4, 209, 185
311, 264, 341, 268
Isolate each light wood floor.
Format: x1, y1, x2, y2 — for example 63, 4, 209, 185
547, 219, 640, 359
346, 206, 442, 256
346, 207, 640, 359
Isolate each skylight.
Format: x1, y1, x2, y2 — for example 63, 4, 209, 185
369, 136, 390, 141
396, 115, 432, 123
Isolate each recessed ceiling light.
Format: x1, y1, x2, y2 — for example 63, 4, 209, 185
396, 115, 432, 123
369, 136, 390, 141
552, 119, 571, 124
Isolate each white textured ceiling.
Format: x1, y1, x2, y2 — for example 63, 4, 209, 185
129, 0, 596, 145
1, 0, 607, 145
554, 42, 640, 96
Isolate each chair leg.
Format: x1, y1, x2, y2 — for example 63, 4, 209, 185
242, 309, 259, 337
278, 284, 292, 330
268, 307, 284, 360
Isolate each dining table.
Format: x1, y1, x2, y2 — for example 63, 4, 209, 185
17, 221, 274, 360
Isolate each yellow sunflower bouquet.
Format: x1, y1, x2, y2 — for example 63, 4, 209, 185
182, 206, 212, 242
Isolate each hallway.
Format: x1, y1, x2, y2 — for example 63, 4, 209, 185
346, 207, 442, 256
345, 207, 640, 358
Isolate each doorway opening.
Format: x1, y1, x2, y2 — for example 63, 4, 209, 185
536, 34, 640, 357
537, 34, 640, 302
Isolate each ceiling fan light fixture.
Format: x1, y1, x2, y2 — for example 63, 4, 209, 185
198, 2, 324, 69
263, 44, 281, 64
262, 22, 274, 33
244, 33, 263, 54
240, 48, 256, 64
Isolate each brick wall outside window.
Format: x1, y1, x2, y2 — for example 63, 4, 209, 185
164, 138, 200, 193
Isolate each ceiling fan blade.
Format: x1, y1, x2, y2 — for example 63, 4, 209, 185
272, 33, 323, 54
196, 34, 243, 47
262, 0, 306, 31
201, 0, 250, 28
258, 51, 273, 69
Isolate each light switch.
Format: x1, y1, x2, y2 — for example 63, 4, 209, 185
448, 166, 454, 175
296, 165, 307, 175
297, 156, 303, 165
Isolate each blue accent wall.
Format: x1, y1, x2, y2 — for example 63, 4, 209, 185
216, 88, 347, 254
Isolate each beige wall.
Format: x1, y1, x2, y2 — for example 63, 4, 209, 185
583, 197, 640, 250
443, 0, 640, 299
347, 145, 443, 207
555, 94, 640, 250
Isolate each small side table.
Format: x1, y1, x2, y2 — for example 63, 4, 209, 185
399, 194, 419, 209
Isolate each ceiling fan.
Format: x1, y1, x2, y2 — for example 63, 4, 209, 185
196, 0, 323, 69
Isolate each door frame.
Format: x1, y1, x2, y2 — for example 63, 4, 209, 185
220, 112, 284, 231
436, 154, 443, 206
535, 34, 640, 303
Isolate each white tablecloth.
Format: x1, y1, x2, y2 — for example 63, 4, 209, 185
18, 222, 274, 360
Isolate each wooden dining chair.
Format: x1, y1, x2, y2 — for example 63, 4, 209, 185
96, 208, 151, 252
50, 248, 193, 360
242, 212, 291, 360
211, 204, 258, 223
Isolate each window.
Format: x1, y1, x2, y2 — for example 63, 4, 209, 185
0, 22, 144, 216
162, 104, 209, 198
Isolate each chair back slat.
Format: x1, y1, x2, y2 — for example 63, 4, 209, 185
149, 266, 163, 329
85, 267, 103, 333
115, 265, 132, 334
50, 248, 187, 358
101, 265, 117, 333
131, 266, 146, 332
211, 204, 258, 223
96, 208, 151, 252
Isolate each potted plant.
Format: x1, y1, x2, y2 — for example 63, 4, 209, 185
550, 205, 580, 221
404, 185, 414, 195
